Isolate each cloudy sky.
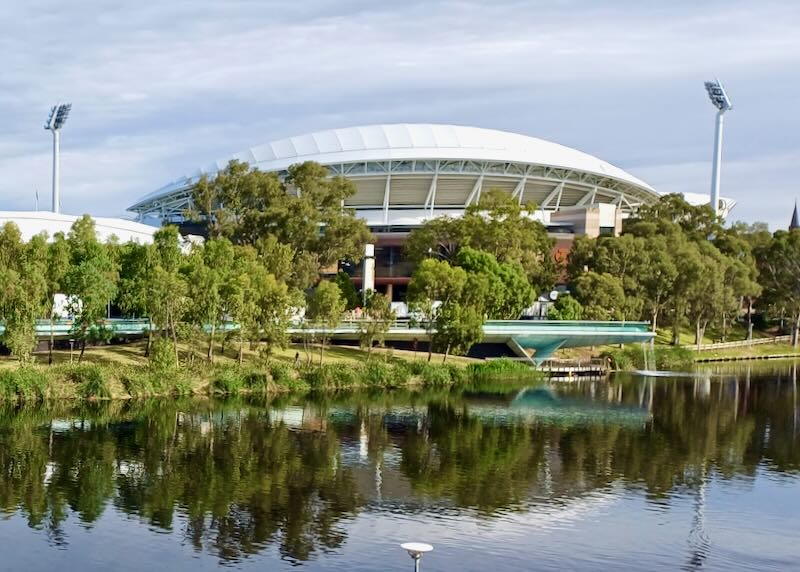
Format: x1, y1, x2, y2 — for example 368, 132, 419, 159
1, 0, 798, 228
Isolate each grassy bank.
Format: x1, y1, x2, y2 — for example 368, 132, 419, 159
0, 341, 540, 402
600, 345, 695, 372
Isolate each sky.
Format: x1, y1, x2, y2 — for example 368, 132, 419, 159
1, 0, 799, 229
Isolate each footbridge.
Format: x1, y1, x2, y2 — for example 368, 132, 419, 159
14, 318, 653, 365
310, 320, 654, 364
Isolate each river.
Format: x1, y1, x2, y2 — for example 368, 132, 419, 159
0, 363, 798, 571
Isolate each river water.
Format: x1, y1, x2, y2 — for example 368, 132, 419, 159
1, 363, 799, 571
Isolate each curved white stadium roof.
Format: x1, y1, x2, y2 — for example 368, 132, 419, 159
0, 212, 157, 243
130, 124, 658, 220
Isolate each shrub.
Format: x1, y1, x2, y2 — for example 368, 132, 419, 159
363, 361, 400, 387
68, 364, 111, 399
0, 367, 48, 401
269, 362, 293, 386
467, 358, 536, 380
601, 345, 695, 372
243, 370, 269, 392
654, 346, 694, 371
212, 367, 245, 395
149, 337, 176, 372
120, 369, 155, 397
419, 363, 452, 386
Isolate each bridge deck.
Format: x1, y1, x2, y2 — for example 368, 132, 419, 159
9, 318, 654, 365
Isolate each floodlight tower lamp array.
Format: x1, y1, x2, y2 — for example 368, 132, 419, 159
704, 79, 732, 217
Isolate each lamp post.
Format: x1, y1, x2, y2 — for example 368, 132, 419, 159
44, 103, 72, 214
400, 542, 433, 572
703, 80, 732, 217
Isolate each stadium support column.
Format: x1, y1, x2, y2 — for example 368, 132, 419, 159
362, 244, 375, 305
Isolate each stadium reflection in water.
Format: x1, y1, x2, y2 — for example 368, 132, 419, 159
1, 364, 799, 571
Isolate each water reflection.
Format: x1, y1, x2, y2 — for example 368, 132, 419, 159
0, 367, 798, 566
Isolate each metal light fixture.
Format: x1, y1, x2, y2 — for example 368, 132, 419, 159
400, 542, 433, 572
703, 80, 732, 216
44, 103, 72, 214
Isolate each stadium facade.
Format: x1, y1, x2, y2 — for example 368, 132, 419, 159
128, 123, 734, 300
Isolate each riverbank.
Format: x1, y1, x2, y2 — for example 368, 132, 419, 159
0, 341, 540, 401
598, 342, 800, 371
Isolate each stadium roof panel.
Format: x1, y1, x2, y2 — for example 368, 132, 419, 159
129, 123, 675, 221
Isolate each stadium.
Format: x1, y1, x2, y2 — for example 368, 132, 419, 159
130, 123, 669, 232
128, 123, 734, 300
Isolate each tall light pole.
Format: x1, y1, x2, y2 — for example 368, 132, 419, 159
44, 103, 72, 214
704, 80, 732, 216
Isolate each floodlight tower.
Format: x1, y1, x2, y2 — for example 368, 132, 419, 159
704, 80, 732, 216
44, 103, 72, 214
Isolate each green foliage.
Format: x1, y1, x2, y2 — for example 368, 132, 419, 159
65, 364, 111, 399
405, 188, 557, 293
454, 247, 534, 319
0, 224, 49, 362
333, 271, 360, 310
547, 294, 583, 320
602, 345, 694, 371
573, 271, 626, 320
0, 367, 48, 401
359, 291, 396, 356
306, 281, 346, 363
269, 362, 293, 386
63, 216, 119, 360
211, 367, 246, 395
149, 337, 177, 371
466, 358, 540, 381
187, 159, 372, 285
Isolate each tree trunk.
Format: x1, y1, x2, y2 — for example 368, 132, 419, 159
238, 331, 244, 365
695, 321, 702, 348
79, 339, 86, 363
721, 314, 728, 343
672, 320, 680, 346
170, 313, 179, 368
426, 327, 433, 362
793, 314, 800, 348
48, 315, 55, 365
651, 309, 658, 333
145, 319, 153, 357
207, 322, 216, 363
319, 335, 325, 365
746, 298, 754, 341
442, 343, 450, 364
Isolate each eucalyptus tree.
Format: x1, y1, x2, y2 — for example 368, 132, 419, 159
255, 273, 298, 362
116, 241, 152, 354
405, 189, 556, 293
547, 294, 583, 320
454, 247, 533, 319
186, 238, 235, 363
407, 259, 470, 361
146, 226, 187, 366
187, 159, 372, 285
64, 216, 119, 361
358, 292, 396, 358
46, 233, 71, 363
758, 229, 800, 346
0, 225, 48, 362
306, 281, 345, 364
573, 271, 626, 321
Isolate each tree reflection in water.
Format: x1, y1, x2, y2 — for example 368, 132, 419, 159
0, 365, 798, 564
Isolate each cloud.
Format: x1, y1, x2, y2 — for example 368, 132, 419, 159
0, 0, 798, 224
